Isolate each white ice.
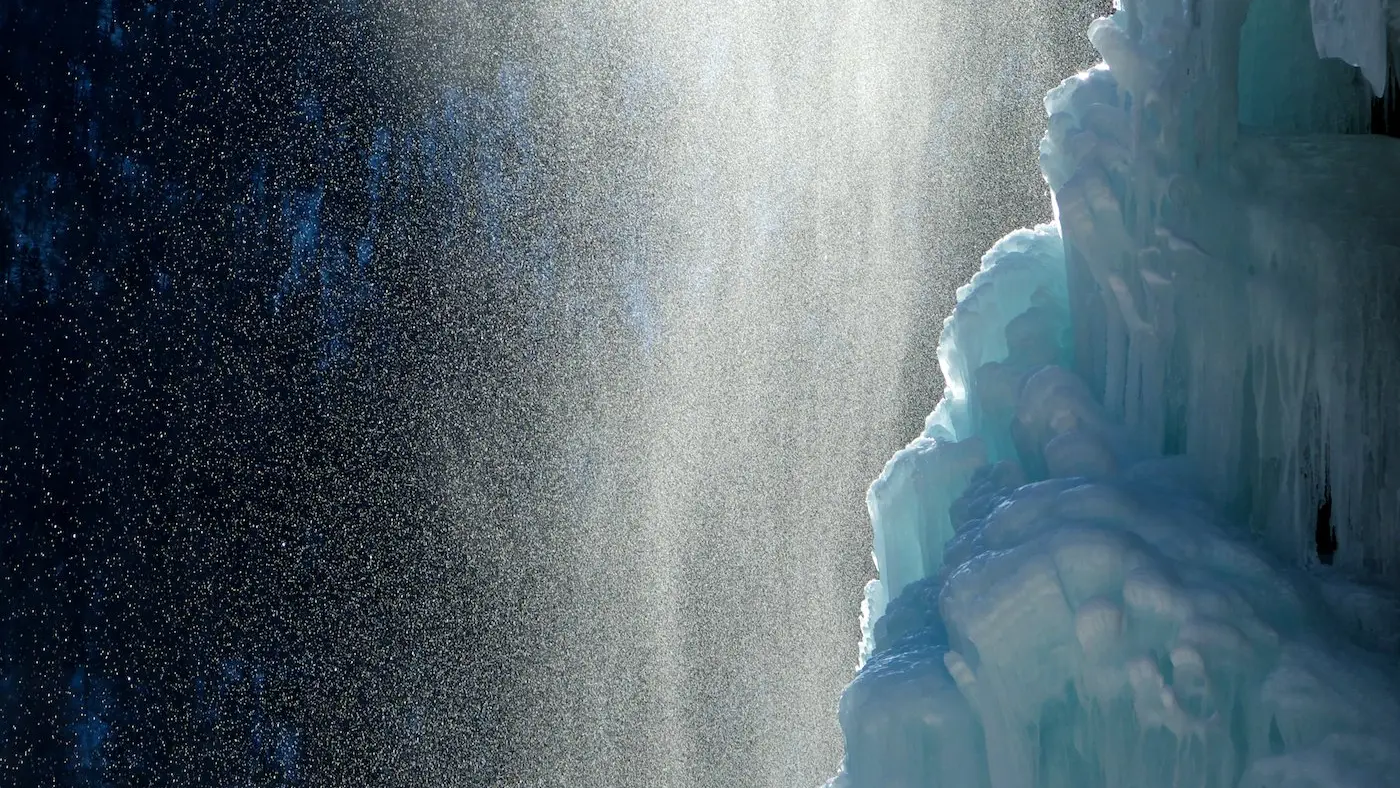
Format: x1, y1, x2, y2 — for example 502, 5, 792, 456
1310, 0, 1388, 95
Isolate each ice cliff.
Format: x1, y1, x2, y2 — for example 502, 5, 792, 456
834, 1, 1400, 785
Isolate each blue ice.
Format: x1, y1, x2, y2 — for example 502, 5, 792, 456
831, 1, 1400, 785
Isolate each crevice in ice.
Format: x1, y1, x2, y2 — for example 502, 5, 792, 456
1369, 56, 1400, 136
1314, 485, 1336, 566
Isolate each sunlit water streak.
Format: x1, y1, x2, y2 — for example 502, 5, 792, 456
410, 2, 1100, 785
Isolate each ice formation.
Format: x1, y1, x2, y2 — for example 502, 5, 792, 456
834, 1, 1400, 785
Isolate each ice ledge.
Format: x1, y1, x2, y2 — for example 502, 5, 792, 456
1309, 0, 1389, 96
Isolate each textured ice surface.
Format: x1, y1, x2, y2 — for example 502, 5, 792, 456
844, 399, 1400, 786
1048, 0, 1400, 575
863, 224, 1072, 640
833, 0, 1400, 785
841, 349, 1400, 785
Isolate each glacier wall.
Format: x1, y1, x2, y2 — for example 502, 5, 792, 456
836, 1, 1400, 785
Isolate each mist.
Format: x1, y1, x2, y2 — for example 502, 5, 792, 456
396, 2, 1104, 785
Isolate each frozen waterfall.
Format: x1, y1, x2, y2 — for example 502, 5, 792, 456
833, 0, 1400, 785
